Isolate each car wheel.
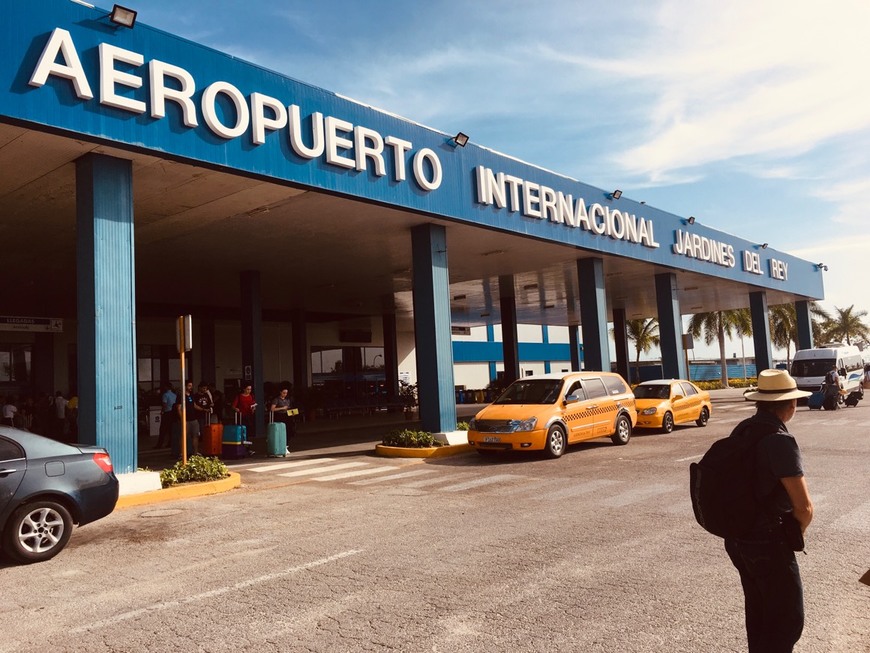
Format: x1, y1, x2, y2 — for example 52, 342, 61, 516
661, 412, 674, 434
544, 424, 566, 458
696, 407, 710, 427
610, 414, 632, 445
3, 500, 73, 564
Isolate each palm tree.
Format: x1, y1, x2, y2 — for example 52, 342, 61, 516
768, 302, 830, 364
624, 318, 660, 383
687, 309, 752, 388
823, 305, 870, 345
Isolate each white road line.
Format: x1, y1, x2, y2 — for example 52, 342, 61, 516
544, 478, 620, 500
277, 462, 369, 478
70, 549, 363, 634
349, 469, 439, 485
600, 483, 674, 508
248, 458, 337, 473
400, 473, 478, 488
675, 455, 702, 462
314, 466, 400, 481
437, 474, 524, 493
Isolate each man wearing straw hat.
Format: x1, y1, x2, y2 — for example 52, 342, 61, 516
727, 369, 815, 652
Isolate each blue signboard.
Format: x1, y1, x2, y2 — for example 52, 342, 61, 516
0, 0, 823, 299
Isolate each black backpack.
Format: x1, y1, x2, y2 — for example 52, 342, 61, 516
689, 418, 778, 538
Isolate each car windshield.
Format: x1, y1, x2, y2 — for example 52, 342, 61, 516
633, 384, 671, 400
494, 379, 563, 404
791, 359, 834, 377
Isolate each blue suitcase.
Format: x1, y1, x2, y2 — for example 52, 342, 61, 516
222, 423, 247, 459
266, 421, 287, 457
807, 391, 824, 410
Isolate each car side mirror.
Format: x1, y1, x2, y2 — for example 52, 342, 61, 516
564, 394, 581, 405
672, 394, 684, 401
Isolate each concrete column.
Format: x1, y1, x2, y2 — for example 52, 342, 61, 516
499, 274, 519, 385
795, 300, 814, 352
750, 291, 773, 372
76, 154, 137, 474
240, 270, 264, 438
577, 258, 610, 371
291, 309, 309, 389
655, 273, 686, 379
612, 308, 631, 382
486, 324, 497, 383
411, 224, 457, 434
569, 325, 581, 371
382, 312, 399, 404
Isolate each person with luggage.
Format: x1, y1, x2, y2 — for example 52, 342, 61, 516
270, 386, 296, 454
231, 384, 257, 446
724, 369, 814, 653
175, 380, 200, 457
155, 383, 177, 449
822, 364, 842, 410
193, 382, 214, 431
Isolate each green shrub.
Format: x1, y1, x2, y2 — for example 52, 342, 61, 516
160, 455, 230, 488
381, 429, 442, 448
456, 421, 470, 431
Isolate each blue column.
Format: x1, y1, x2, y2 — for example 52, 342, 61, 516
411, 224, 456, 433
569, 325, 581, 371
577, 258, 610, 371
76, 154, 136, 474
612, 308, 631, 383
750, 291, 773, 372
795, 300, 814, 351
240, 271, 264, 437
499, 274, 519, 385
655, 273, 686, 379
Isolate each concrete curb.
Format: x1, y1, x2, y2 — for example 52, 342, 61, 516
375, 443, 473, 458
114, 472, 242, 509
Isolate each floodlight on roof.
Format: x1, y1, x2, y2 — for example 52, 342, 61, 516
452, 132, 469, 147
109, 4, 137, 28
609, 189, 622, 200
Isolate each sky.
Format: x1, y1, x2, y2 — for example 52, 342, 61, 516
128, 0, 868, 359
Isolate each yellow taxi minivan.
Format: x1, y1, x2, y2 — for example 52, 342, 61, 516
467, 372, 637, 458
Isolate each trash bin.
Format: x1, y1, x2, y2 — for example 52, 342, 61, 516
147, 406, 161, 437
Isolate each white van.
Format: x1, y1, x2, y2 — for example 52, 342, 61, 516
791, 344, 865, 403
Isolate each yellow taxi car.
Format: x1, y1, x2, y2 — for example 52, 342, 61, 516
467, 372, 637, 458
632, 379, 712, 433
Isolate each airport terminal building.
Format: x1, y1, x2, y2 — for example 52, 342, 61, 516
0, 1, 824, 474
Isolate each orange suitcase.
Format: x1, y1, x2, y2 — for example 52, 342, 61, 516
201, 423, 223, 456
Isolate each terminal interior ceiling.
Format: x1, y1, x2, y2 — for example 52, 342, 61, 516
1, 120, 804, 328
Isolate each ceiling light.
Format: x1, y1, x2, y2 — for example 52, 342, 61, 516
109, 4, 137, 28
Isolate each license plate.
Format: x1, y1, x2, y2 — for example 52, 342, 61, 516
483, 436, 501, 443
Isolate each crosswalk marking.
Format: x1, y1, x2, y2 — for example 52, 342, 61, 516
277, 462, 369, 478
600, 483, 673, 507
437, 474, 524, 493
249, 458, 337, 473
349, 469, 439, 485
400, 473, 478, 488
544, 479, 620, 500
314, 466, 400, 482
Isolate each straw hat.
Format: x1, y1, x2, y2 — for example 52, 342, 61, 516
744, 369, 812, 401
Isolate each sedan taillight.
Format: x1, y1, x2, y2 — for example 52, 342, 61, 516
92, 452, 114, 474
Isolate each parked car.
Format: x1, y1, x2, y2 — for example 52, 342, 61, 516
467, 372, 637, 458
0, 428, 118, 564
633, 380, 712, 433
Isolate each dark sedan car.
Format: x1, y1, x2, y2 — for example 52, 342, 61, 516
0, 427, 119, 564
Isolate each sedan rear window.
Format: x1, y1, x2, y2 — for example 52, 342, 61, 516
634, 385, 670, 399
0, 437, 24, 462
